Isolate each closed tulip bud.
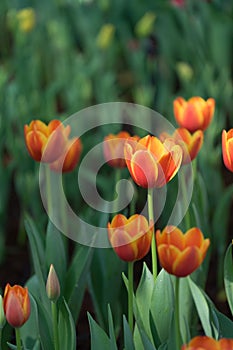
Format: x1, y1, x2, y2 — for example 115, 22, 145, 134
135, 12, 156, 37
124, 135, 182, 188
3, 284, 30, 328
96, 24, 115, 49
156, 226, 210, 277
46, 264, 60, 302
173, 96, 215, 133
0, 295, 5, 329
182, 336, 233, 349
16, 8, 36, 33
103, 132, 139, 168
108, 214, 153, 262
24, 120, 70, 163
50, 137, 82, 173
222, 129, 233, 172
160, 128, 203, 165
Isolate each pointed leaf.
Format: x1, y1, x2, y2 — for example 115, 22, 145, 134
224, 243, 233, 316
88, 313, 112, 350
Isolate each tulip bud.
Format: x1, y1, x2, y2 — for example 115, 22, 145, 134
3, 284, 31, 328
0, 295, 6, 329
46, 265, 60, 302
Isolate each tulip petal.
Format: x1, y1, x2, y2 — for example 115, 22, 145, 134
157, 244, 180, 275
219, 338, 233, 350
222, 130, 233, 172
157, 145, 182, 187
130, 150, 158, 188
156, 226, 185, 250
26, 130, 47, 161
109, 214, 128, 228
188, 336, 218, 350
184, 228, 204, 248
173, 246, 202, 277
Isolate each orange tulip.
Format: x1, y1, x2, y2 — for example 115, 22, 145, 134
108, 214, 153, 262
3, 284, 30, 328
24, 119, 70, 163
103, 131, 139, 168
222, 129, 233, 172
160, 128, 203, 165
182, 336, 233, 349
156, 226, 210, 277
124, 135, 182, 188
50, 137, 82, 173
173, 96, 215, 133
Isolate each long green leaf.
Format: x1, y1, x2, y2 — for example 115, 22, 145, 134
123, 316, 135, 350
224, 243, 233, 316
58, 298, 76, 350
108, 304, 118, 350
88, 313, 112, 350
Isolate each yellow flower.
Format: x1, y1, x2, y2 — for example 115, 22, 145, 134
17, 8, 36, 33
135, 12, 156, 37
96, 24, 115, 49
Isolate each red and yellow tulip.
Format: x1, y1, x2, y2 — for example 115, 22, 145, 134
173, 96, 215, 133
3, 284, 30, 328
103, 131, 139, 168
222, 129, 233, 172
156, 226, 210, 277
24, 120, 70, 163
182, 336, 233, 349
124, 135, 182, 188
50, 137, 82, 173
108, 214, 153, 262
160, 128, 203, 165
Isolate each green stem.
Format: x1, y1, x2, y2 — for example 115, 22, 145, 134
175, 278, 181, 350
15, 328, 21, 350
45, 165, 52, 219
128, 261, 134, 331
181, 170, 191, 230
113, 168, 121, 216
148, 187, 157, 279
52, 301, 59, 350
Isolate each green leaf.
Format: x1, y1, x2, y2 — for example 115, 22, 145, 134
58, 298, 76, 350
135, 263, 154, 340
45, 221, 67, 290
108, 304, 118, 350
224, 243, 233, 316
88, 313, 112, 350
20, 293, 40, 349
214, 309, 233, 338
123, 316, 135, 350
150, 269, 174, 343
188, 277, 214, 337
65, 244, 93, 323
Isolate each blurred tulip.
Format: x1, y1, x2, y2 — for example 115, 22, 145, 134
3, 284, 30, 328
222, 129, 233, 172
108, 214, 153, 262
16, 8, 36, 33
135, 12, 156, 37
182, 336, 233, 349
124, 135, 182, 188
160, 128, 203, 164
24, 119, 70, 163
50, 137, 82, 173
173, 96, 215, 133
156, 226, 210, 277
46, 264, 60, 302
176, 62, 193, 82
104, 131, 139, 168
96, 24, 115, 49
171, 0, 185, 7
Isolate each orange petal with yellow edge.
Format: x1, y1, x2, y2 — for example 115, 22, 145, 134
173, 246, 202, 277
130, 150, 158, 188
157, 244, 180, 275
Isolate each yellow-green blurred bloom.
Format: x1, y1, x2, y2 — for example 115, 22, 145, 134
135, 12, 156, 37
16, 8, 36, 33
176, 62, 193, 82
96, 24, 115, 49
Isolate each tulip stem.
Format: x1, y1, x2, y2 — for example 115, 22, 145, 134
113, 169, 121, 215
52, 301, 59, 350
15, 328, 22, 350
45, 165, 53, 219
128, 261, 134, 331
148, 188, 157, 280
175, 277, 181, 350
181, 170, 191, 230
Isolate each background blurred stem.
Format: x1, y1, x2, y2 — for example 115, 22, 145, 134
45, 166, 53, 219
148, 187, 157, 279
181, 170, 191, 230
175, 278, 181, 350
128, 261, 134, 331
113, 168, 121, 216
52, 301, 59, 350
15, 328, 21, 350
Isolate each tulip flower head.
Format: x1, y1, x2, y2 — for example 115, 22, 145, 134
24, 119, 70, 163
182, 335, 233, 349
108, 214, 153, 262
103, 131, 139, 168
160, 128, 203, 165
156, 226, 210, 277
124, 135, 182, 188
50, 137, 82, 173
173, 96, 215, 133
3, 284, 30, 328
46, 264, 60, 302
222, 129, 233, 172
